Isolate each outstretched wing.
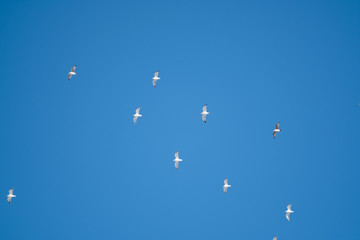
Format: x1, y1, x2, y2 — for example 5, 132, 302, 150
136, 108, 140, 114
224, 178, 228, 185
68, 73, 72, 80
7, 196, 11, 204
71, 65, 77, 72
202, 114, 206, 123
202, 104, 207, 112
133, 116, 138, 124
175, 151, 179, 159
154, 71, 159, 78
223, 186, 227, 194
152, 79, 157, 87
286, 212, 290, 221
273, 131, 277, 139
175, 161, 179, 169
273, 235, 278, 240
9, 189, 14, 195
287, 204, 292, 211
275, 122, 280, 129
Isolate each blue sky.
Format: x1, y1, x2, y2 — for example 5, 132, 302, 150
1, 0, 360, 239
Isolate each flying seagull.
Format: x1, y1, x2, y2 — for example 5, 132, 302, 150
285, 204, 294, 221
201, 104, 210, 123
7, 188, 16, 205
223, 178, 231, 194
152, 71, 160, 87
68, 65, 77, 80
273, 122, 281, 139
273, 235, 278, 240
133, 107, 142, 124
173, 151, 183, 169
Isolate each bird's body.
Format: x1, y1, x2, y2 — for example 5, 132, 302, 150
273, 122, 281, 139
7, 188, 16, 204
285, 204, 294, 221
201, 104, 210, 123
223, 178, 231, 194
152, 71, 160, 87
133, 108, 142, 124
68, 65, 77, 80
173, 151, 183, 169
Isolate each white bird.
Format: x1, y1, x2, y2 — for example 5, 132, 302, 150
152, 71, 160, 87
273, 122, 281, 139
285, 204, 294, 221
273, 235, 278, 240
133, 107, 142, 124
223, 178, 231, 194
173, 151, 183, 169
68, 65, 77, 80
7, 188, 16, 205
201, 104, 210, 123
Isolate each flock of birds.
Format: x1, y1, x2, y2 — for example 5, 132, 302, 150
4, 65, 294, 240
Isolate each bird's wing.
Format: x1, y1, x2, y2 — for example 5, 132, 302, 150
286, 212, 290, 221
275, 122, 280, 129
273, 236, 278, 240
202, 114, 206, 122
9, 189, 13, 195
175, 151, 179, 159
175, 161, 179, 169
273, 131, 276, 139
133, 116, 138, 124
71, 65, 77, 72
202, 104, 207, 112
152, 79, 156, 87
287, 204, 292, 211
154, 71, 159, 77
136, 108, 140, 114
68, 73, 72, 80
223, 186, 227, 194
224, 178, 228, 185
7, 196, 11, 204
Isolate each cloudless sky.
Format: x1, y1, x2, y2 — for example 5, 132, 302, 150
1, 0, 360, 239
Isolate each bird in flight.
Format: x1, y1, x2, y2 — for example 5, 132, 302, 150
7, 188, 16, 205
285, 204, 294, 221
68, 65, 77, 80
173, 151, 183, 169
152, 71, 160, 87
223, 178, 231, 194
133, 107, 142, 124
201, 104, 210, 123
273, 122, 281, 139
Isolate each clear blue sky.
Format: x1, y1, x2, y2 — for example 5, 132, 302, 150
1, 0, 360, 239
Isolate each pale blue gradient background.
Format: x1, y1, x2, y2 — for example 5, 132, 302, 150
1, 0, 360, 239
